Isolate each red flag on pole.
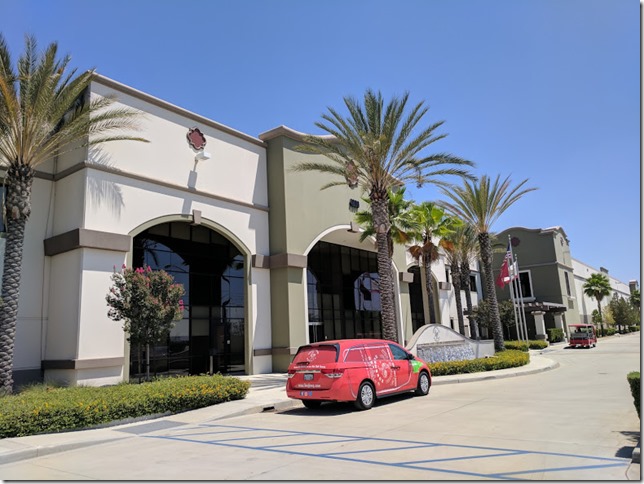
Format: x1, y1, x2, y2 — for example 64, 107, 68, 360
495, 243, 512, 288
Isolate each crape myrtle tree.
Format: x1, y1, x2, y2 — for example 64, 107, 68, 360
294, 89, 474, 342
439, 175, 536, 352
106, 266, 185, 382
0, 34, 147, 393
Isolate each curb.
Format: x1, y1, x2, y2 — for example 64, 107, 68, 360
633, 444, 640, 464
0, 437, 126, 465
432, 360, 560, 385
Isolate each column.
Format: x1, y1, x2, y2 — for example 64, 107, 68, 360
554, 313, 566, 342
533, 311, 547, 340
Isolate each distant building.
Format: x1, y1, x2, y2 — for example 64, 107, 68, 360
492, 226, 637, 340
571, 259, 635, 324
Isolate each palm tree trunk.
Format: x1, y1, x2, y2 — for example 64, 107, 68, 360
478, 232, 504, 351
0, 164, 34, 394
423, 256, 436, 324
371, 197, 397, 342
596, 300, 603, 336
451, 261, 465, 334
461, 261, 479, 340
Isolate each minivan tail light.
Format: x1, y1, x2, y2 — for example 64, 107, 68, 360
287, 369, 296, 379
321, 368, 345, 378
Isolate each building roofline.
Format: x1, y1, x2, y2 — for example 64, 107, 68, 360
259, 125, 335, 143
498, 225, 570, 242
91, 73, 266, 148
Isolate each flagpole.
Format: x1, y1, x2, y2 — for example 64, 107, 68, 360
506, 236, 522, 341
514, 255, 529, 345
507, 236, 528, 345
508, 267, 522, 340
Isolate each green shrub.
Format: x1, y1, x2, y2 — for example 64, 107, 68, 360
627, 371, 640, 418
0, 374, 250, 438
605, 327, 616, 336
629, 325, 640, 332
503, 340, 548, 352
547, 328, 564, 343
428, 350, 529, 376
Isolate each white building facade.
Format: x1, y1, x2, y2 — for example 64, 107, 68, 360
7, 76, 483, 388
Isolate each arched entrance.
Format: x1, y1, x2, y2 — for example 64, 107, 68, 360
307, 241, 383, 342
131, 221, 245, 377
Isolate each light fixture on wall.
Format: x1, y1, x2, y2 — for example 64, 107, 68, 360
195, 151, 211, 162
349, 199, 360, 212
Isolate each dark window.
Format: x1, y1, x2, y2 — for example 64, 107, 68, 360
564, 272, 571, 296
469, 275, 477, 292
408, 266, 424, 332
131, 222, 245, 379
518, 272, 532, 298
388, 343, 408, 360
307, 241, 382, 342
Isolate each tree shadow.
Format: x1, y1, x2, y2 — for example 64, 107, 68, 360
615, 430, 640, 458
86, 147, 124, 217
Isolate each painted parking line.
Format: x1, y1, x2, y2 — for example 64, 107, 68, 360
145, 424, 630, 480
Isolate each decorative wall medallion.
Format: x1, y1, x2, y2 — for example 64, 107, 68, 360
187, 127, 207, 151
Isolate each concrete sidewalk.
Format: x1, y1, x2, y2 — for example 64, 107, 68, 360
0, 349, 563, 466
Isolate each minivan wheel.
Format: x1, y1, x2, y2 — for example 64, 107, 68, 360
354, 381, 375, 410
415, 371, 430, 396
302, 400, 322, 409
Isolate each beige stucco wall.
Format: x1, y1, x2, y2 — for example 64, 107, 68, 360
36, 77, 273, 385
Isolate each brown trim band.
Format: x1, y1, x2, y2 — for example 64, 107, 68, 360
253, 347, 298, 357
44, 229, 131, 256
42, 357, 124, 370
252, 253, 307, 270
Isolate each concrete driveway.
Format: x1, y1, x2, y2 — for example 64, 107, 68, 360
0, 333, 639, 480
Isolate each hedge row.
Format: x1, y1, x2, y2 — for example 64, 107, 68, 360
428, 349, 529, 376
0, 374, 251, 438
627, 371, 640, 418
503, 340, 549, 351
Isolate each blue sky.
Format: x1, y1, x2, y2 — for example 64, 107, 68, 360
2, 0, 640, 284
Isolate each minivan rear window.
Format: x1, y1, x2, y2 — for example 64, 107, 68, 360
292, 344, 339, 366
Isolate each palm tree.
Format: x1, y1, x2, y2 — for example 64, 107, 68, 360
354, 187, 417, 257
293, 90, 473, 342
408, 202, 460, 326
583, 273, 611, 336
456, 224, 481, 340
0, 35, 147, 393
442, 223, 479, 336
441, 236, 465, 334
439, 175, 536, 352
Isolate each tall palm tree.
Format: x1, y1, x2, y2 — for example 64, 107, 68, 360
439, 175, 536, 352
441, 236, 465, 334
456, 224, 481, 340
293, 90, 473, 342
0, 35, 147, 393
583, 273, 611, 336
408, 202, 460, 325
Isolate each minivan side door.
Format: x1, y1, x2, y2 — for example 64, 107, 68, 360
387, 343, 413, 392
361, 342, 397, 395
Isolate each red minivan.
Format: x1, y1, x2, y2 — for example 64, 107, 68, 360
286, 339, 431, 410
